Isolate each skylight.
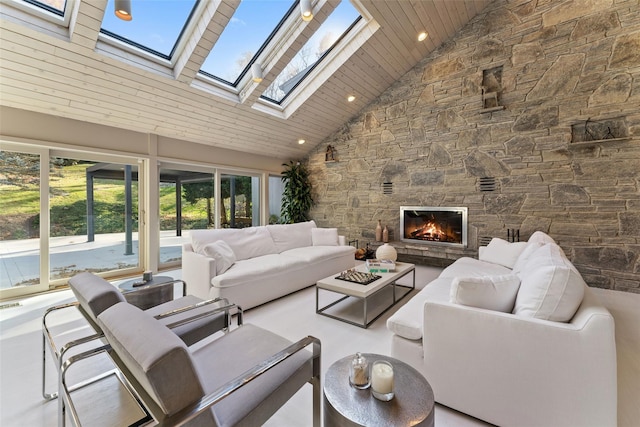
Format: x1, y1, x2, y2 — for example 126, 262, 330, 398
200, 0, 297, 86
100, 0, 200, 60
22, 0, 66, 16
261, 0, 360, 104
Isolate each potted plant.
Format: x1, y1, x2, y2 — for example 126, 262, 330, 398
281, 161, 313, 223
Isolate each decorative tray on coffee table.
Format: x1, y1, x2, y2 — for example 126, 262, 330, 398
335, 269, 381, 285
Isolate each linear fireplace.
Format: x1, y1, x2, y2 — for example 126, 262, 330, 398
400, 206, 468, 248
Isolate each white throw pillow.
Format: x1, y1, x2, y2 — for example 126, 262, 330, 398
311, 228, 339, 246
202, 240, 236, 274
513, 243, 585, 322
450, 274, 521, 313
512, 241, 544, 276
191, 227, 277, 261
528, 231, 555, 245
479, 238, 528, 269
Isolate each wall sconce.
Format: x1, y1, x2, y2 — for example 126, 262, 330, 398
251, 63, 263, 83
300, 0, 313, 21
325, 145, 336, 161
115, 0, 132, 21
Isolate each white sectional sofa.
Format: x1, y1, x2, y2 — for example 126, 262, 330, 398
182, 221, 356, 311
387, 231, 617, 427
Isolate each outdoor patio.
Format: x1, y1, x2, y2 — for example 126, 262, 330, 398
0, 231, 186, 289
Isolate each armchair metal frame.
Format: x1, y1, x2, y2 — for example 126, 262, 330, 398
60, 331, 321, 427
42, 279, 242, 400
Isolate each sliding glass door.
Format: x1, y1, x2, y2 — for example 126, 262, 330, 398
158, 164, 215, 268
0, 149, 48, 298
0, 145, 142, 299
268, 174, 284, 224
220, 172, 260, 228
49, 157, 140, 282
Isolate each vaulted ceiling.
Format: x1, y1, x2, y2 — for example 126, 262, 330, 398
0, 0, 493, 159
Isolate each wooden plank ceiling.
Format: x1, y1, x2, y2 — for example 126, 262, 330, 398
0, 0, 492, 159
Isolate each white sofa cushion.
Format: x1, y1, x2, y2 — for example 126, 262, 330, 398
513, 243, 585, 322
190, 227, 277, 261
450, 274, 521, 312
280, 245, 355, 263
213, 254, 307, 288
202, 240, 236, 274
266, 221, 316, 253
439, 257, 512, 279
311, 228, 339, 246
479, 238, 528, 269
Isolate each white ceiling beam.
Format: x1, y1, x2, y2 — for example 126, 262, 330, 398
173, 0, 240, 84
68, 0, 106, 50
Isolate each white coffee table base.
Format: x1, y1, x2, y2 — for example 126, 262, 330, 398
316, 262, 415, 328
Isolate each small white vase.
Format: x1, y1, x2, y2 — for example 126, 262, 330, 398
376, 243, 397, 261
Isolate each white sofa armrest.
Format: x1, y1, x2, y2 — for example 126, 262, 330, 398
422, 290, 616, 427
181, 244, 217, 300
478, 246, 486, 258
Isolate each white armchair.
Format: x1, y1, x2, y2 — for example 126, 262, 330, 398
391, 286, 617, 427
389, 233, 618, 427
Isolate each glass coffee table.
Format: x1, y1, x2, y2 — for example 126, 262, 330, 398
316, 262, 415, 328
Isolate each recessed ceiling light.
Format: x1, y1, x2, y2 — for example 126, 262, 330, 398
298, 139, 305, 145
347, 95, 356, 102
418, 32, 428, 42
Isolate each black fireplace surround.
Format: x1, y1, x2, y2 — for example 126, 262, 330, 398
400, 206, 468, 248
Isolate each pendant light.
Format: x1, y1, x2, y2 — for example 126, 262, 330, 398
251, 63, 263, 83
300, 0, 313, 22
115, 0, 132, 21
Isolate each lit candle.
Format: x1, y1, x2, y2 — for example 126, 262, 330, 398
371, 361, 394, 401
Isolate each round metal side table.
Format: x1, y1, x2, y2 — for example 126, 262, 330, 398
323, 353, 434, 427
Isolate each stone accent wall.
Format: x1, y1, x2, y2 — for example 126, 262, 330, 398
307, 0, 640, 293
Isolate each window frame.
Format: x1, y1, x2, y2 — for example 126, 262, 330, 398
199, 0, 299, 88
97, 0, 205, 67
261, 14, 363, 105
0, 141, 146, 299
10, 0, 73, 26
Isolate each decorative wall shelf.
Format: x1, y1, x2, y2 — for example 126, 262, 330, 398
570, 117, 628, 143
479, 106, 505, 114
480, 67, 504, 112
570, 137, 630, 146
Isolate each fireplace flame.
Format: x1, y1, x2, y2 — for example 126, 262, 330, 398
409, 221, 446, 241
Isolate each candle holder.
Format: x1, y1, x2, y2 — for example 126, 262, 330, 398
349, 352, 370, 389
371, 360, 394, 401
